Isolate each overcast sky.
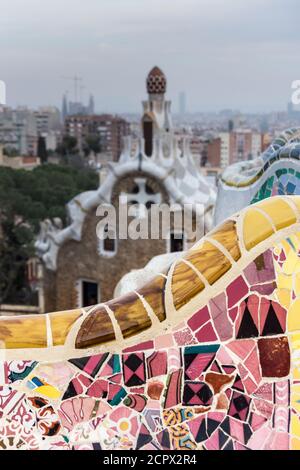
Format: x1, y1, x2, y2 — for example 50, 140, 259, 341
0, 0, 299, 113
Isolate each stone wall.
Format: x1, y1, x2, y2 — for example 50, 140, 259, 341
43, 171, 197, 311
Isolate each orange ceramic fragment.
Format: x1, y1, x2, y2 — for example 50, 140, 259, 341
75, 305, 115, 349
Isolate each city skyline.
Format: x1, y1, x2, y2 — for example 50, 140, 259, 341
1, 0, 300, 112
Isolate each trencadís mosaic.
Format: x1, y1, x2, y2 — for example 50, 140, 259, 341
214, 128, 300, 224
1, 196, 300, 450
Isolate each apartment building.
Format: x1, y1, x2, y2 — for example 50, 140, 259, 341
65, 114, 130, 161
205, 129, 264, 169
0, 106, 61, 156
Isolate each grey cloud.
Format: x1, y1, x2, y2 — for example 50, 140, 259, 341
0, 0, 299, 112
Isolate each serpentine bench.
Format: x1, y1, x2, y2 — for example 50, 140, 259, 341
1, 195, 300, 450
215, 127, 300, 224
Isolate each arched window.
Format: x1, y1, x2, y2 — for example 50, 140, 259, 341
98, 224, 117, 257
145, 184, 155, 194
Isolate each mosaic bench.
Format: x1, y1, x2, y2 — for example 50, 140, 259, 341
215, 127, 300, 224
1, 195, 300, 450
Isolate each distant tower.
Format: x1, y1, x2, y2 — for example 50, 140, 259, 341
62, 93, 68, 122
260, 117, 269, 134
88, 94, 95, 115
179, 91, 186, 117
142, 66, 172, 157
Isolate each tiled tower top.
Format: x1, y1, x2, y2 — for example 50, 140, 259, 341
146, 66, 167, 94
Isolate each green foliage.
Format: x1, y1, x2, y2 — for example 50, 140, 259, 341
0, 164, 98, 231
0, 164, 98, 304
0, 215, 35, 304
37, 136, 48, 164
56, 136, 78, 156
83, 133, 101, 156
3, 147, 18, 157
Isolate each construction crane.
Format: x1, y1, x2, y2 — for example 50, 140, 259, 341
61, 75, 83, 102
79, 84, 86, 103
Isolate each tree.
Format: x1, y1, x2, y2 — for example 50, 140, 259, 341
37, 135, 48, 164
0, 211, 34, 304
83, 133, 101, 157
56, 136, 78, 156
3, 147, 18, 157
0, 164, 98, 304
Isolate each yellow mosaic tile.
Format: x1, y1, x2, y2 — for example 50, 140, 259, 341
49, 309, 82, 346
171, 261, 205, 310
287, 195, 300, 216
287, 299, 300, 332
0, 315, 47, 349
209, 220, 241, 261
276, 289, 292, 309
186, 241, 232, 285
25, 372, 61, 399
289, 332, 300, 379
277, 273, 293, 291
243, 208, 275, 250
36, 385, 61, 399
292, 369, 300, 381
289, 332, 300, 351
258, 198, 297, 230
291, 437, 300, 451
137, 275, 166, 322
108, 292, 152, 338
295, 273, 300, 297
281, 248, 300, 275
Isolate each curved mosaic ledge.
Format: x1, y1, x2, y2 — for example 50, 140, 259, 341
0, 195, 300, 358
221, 128, 300, 188
2, 195, 300, 450
215, 128, 300, 225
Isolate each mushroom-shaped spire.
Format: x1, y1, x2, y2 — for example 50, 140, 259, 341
146, 66, 167, 94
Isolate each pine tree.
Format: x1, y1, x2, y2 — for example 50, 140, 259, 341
37, 136, 48, 164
